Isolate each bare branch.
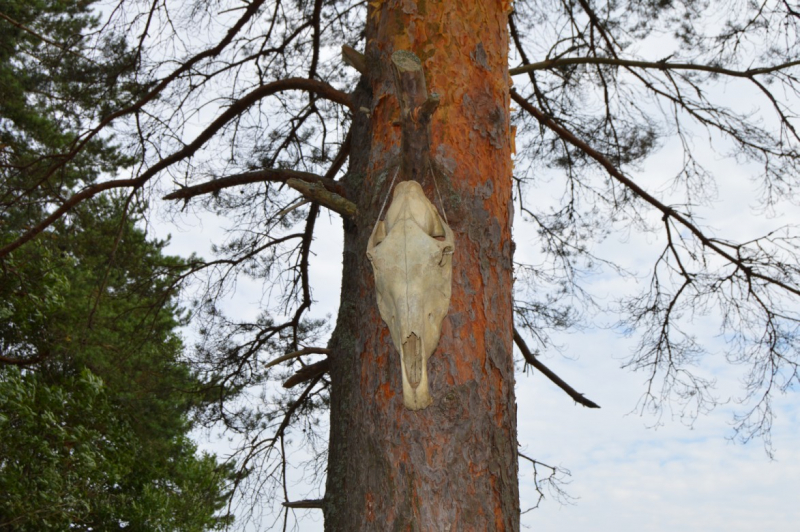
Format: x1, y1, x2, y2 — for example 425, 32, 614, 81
162, 168, 346, 200
513, 328, 600, 409
285, 178, 358, 218
342, 44, 367, 75
283, 359, 330, 389
510, 56, 800, 78
0, 78, 353, 259
282, 499, 324, 509
511, 89, 800, 300
518, 450, 575, 511
264, 347, 331, 370
0, 351, 49, 367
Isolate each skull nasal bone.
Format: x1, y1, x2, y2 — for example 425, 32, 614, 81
403, 333, 423, 388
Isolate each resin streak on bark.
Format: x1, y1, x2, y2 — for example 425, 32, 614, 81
325, 0, 518, 529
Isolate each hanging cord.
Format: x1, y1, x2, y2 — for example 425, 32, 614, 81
372, 165, 401, 233
427, 159, 448, 225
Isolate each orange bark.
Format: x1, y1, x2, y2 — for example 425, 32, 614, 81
325, 0, 518, 529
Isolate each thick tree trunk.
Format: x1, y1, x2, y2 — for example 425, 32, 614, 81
325, 0, 518, 529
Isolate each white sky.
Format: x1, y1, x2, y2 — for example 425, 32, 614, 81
150, 49, 800, 532
158, 162, 800, 531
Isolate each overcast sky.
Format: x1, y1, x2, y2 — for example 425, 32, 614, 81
160, 195, 799, 532
151, 70, 800, 532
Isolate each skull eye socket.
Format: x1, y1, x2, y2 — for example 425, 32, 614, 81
372, 221, 387, 246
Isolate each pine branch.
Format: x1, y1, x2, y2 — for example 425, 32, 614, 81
0, 78, 354, 259
162, 168, 344, 201
285, 178, 358, 218
510, 56, 800, 78
342, 44, 367, 74
283, 359, 330, 389
513, 328, 600, 409
162, 168, 357, 218
264, 348, 331, 370
511, 89, 800, 300
0, 12, 95, 63
282, 499, 324, 509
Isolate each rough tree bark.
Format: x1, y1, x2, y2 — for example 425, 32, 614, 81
325, 0, 518, 529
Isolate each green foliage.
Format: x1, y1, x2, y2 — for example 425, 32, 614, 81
0, 194, 237, 530
0, 367, 234, 531
0, 5, 236, 526
0, 0, 138, 223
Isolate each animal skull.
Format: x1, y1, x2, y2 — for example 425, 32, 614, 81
366, 180, 454, 410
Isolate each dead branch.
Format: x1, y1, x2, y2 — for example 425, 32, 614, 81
285, 178, 358, 218
283, 359, 330, 389
282, 499, 324, 509
342, 44, 367, 75
510, 56, 800, 78
513, 328, 600, 409
264, 347, 331, 370
162, 168, 347, 201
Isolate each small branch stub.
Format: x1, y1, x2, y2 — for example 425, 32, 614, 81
341, 44, 367, 75
283, 499, 324, 509
390, 50, 440, 184
285, 178, 358, 219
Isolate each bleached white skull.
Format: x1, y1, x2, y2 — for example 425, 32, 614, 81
366, 180, 454, 410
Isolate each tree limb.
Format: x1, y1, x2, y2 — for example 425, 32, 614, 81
283, 359, 330, 389
163, 168, 346, 201
510, 56, 800, 78
513, 328, 600, 409
342, 44, 367, 75
286, 178, 358, 218
510, 89, 800, 300
162, 168, 358, 219
282, 499, 324, 509
0, 351, 49, 367
0, 78, 353, 260
264, 347, 331, 370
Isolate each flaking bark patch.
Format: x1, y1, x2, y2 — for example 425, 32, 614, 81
471, 42, 491, 71
463, 86, 507, 149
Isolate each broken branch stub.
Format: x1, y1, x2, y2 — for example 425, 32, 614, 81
367, 181, 454, 410
390, 50, 440, 184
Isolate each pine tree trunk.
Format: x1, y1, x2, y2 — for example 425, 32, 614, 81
325, 0, 518, 529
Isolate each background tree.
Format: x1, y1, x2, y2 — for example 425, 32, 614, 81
0, 194, 237, 531
0, 2, 235, 527
0, 0, 798, 530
